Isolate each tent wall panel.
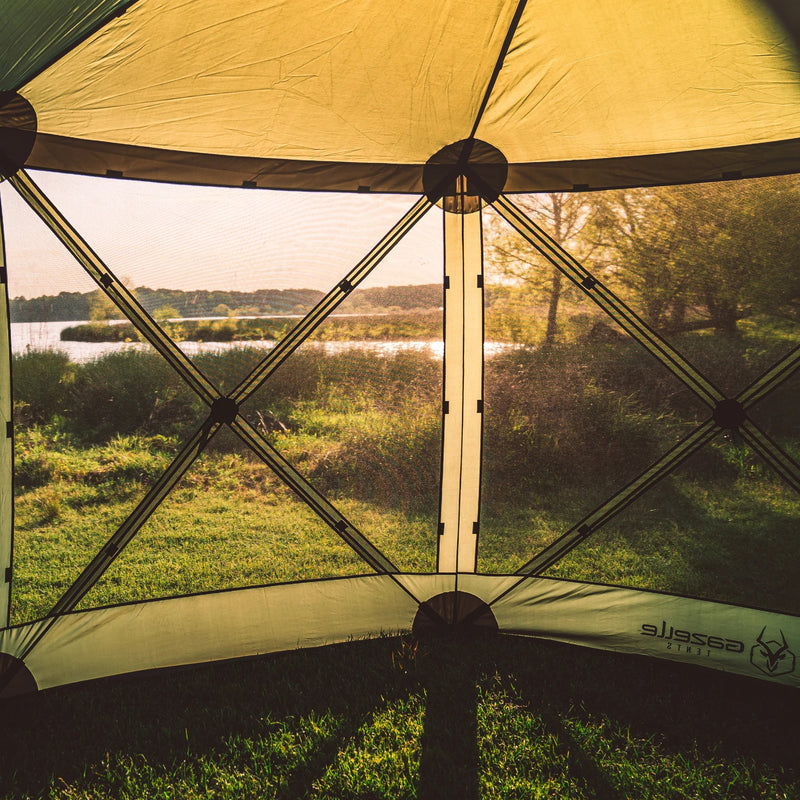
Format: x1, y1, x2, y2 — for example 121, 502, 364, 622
11, 2, 800, 189
467, 575, 800, 688
481, 0, 800, 166
0, 574, 427, 695
19, 0, 519, 165
3, 573, 798, 695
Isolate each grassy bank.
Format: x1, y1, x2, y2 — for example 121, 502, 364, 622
60, 310, 443, 344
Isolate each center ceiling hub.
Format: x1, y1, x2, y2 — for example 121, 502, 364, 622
423, 139, 507, 214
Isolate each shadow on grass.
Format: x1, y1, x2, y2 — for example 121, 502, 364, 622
0, 639, 408, 798
530, 464, 800, 616
502, 634, 800, 775
417, 632, 481, 800
635, 474, 800, 613
0, 634, 798, 798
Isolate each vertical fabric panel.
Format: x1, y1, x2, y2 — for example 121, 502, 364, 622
438, 209, 483, 573
0, 197, 12, 626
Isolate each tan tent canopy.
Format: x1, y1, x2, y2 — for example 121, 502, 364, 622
3, 0, 800, 191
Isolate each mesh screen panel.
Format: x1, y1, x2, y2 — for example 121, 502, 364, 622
1, 173, 442, 619
479, 178, 800, 614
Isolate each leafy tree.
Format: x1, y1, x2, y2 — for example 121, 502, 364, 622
153, 304, 180, 322
88, 289, 122, 321
590, 177, 800, 335
485, 192, 596, 344
10, 291, 90, 322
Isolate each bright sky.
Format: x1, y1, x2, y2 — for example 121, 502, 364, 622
0, 171, 445, 299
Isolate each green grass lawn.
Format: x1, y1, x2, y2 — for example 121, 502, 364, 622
0, 633, 797, 799
10, 430, 439, 623
13, 425, 800, 623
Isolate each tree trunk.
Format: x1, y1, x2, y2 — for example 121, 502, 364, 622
705, 293, 741, 337
544, 194, 564, 346
545, 266, 562, 345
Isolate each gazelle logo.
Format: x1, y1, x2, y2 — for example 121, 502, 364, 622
750, 627, 795, 677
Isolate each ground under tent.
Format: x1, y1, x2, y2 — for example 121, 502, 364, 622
0, 0, 800, 698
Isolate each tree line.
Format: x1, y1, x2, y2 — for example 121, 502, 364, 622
10, 283, 444, 322
12, 175, 800, 343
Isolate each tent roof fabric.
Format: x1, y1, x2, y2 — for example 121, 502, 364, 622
2, 0, 800, 191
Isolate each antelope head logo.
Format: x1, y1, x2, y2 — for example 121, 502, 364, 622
750, 627, 795, 677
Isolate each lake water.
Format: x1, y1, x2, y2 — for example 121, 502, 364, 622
10, 320, 456, 363
10, 320, 522, 363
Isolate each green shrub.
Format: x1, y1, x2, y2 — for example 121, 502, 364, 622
12, 349, 74, 424
311, 349, 441, 412
242, 350, 444, 508
66, 350, 198, 442
192, 346, 268, 394
482, 345, 670, 506
60, 322, 140, 342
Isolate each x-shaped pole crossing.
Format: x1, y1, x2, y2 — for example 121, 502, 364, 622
6, 170, 434, 669
484, 191, 800, 607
